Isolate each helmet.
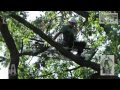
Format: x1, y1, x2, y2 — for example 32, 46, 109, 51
68, 17, 77, 24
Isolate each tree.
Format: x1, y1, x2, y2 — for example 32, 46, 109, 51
0, 11, 119, 79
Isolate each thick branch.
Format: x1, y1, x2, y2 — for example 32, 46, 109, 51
10, 14, 100, 72
74, 11, 89, 25
74, 11, 89, 19
0, 17, 19, 79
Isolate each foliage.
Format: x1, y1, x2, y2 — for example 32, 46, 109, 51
0, 11, 120, 79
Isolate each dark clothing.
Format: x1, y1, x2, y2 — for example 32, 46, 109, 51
63, 41, 86, 55
60, 25, 77, 44
60, 25, 86, 55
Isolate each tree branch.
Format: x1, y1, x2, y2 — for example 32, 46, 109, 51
19, 46, 49, 56
74, 11, 89, 25
87, 49, 98, 61
74, 11, 89, 19
0, 17, 19, 79
10, 13, 100, 72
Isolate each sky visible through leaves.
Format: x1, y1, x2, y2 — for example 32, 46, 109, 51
0, 11, 40, 79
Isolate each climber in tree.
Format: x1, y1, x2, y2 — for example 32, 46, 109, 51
53, 17, 86, 57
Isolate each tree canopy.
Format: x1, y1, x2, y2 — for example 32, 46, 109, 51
0, 11, 120, 79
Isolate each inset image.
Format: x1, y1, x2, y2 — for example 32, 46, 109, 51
99, 11, 118, 24
100, 55, 114, 76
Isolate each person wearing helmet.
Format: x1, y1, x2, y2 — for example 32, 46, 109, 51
53, 17, 86, 58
